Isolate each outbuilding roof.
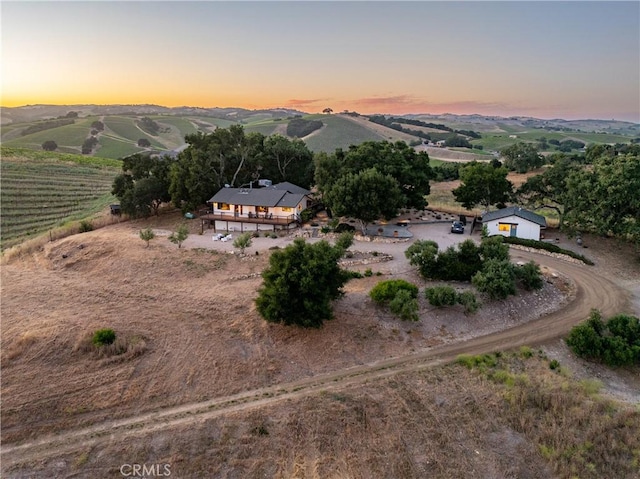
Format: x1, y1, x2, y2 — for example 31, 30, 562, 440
482, 206, 547, 227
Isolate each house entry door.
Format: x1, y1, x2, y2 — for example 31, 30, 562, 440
510, 224, 517, 237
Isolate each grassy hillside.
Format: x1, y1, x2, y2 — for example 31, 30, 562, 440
472, 129, 633, 153
0, 147, 120, 250
1, 114, 211, 160
3, 108, 636, 160
242, 114, 411, 152
1, 118, 96, 154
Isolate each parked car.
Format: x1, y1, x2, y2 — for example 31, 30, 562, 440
451, 221, 465, 234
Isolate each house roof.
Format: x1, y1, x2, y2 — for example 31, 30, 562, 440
276, 193, 305, 208
208, 187, 305, 208
272, 182, 311, 196
482, 206, 547, 227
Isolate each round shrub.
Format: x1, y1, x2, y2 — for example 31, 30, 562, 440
472, 259, 517, 300
369, 279, 418, 304
92, 328, 116, 346
425, 285, 458, 307
457, 290, 480, 314
515, 261, 544, 290
389, 289, 419, 321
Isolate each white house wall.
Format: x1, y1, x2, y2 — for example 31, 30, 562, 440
485, 215, 541, 240
214, 221, 277, 232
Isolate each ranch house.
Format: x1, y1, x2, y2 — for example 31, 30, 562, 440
482, 206, 547, 241
201, 181, 311, 233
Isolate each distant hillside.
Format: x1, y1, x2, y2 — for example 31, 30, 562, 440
2, 105, 637, 159
0, 104, 305, 125
243, 113, 422, 153
406, 113, 640, 137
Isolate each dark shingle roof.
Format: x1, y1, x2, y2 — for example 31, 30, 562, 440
276, 193, 305, 208
208, 188, 287, 207
482, 206, 546, 227
272, 182, 311, 196
208, 187, 305, 208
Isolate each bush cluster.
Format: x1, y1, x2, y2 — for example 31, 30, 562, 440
407, 237, 544, 301
369, 279, 419, 321
566, 309, 640, 366
82, 136, 98, 154
425, 286, 480, 314
92, 328, 116, 346
405, 237, 509, 282
79, 220, 93, 233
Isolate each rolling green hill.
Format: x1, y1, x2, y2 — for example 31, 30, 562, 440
243, 113, 421, 153
2, 106, 637, 160
0, 147, 120, 250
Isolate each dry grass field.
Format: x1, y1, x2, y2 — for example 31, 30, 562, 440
2, 212, 639, 478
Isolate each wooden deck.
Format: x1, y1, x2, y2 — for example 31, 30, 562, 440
199, 212, 299, 232
200, 212, 297, 225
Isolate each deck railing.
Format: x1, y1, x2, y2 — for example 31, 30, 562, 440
199, 211, 298, 225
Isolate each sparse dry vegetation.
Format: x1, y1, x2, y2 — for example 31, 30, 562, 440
8, 353, 637, 479
2, 212, 638, 477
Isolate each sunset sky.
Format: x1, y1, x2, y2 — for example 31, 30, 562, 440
2, 1, 639, 121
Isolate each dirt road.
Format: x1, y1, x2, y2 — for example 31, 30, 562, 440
1, 249, 629, 470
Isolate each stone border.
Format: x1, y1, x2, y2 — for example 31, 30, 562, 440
508, 244, 589, 265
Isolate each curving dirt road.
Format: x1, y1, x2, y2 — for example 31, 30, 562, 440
1, 250, 630, 470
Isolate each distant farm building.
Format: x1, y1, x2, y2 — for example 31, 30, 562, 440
482, 206, 546, 241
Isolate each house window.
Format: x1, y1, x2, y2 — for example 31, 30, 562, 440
498, 223, 511, 232
217, 202, 230, 211
256, 206, 268, 213
281, 207, 292, 212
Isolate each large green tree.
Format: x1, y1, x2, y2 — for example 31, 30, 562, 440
516, 156, 579, 226
112, 154, 172, 217
169, 126, 314, 211
255, 238, 351, 327
501, 142, 544, 173
564, 153, 640, 242
324, 168, 403, 235
261, 134, 314, 188
316, 140, 433, 211
452, 161, 513, 210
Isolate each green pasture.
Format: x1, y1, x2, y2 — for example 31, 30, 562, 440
2, 118, 95, 150
150, 116, 198, 137
240, 113, 275, 123
0, 147, 120, 249
243, 123, 281, 136
472, 127, 633, 153
189, 116, 238, 128
302, 115, 385, 153
103, 116, 154, 143
94, 136, 148, 159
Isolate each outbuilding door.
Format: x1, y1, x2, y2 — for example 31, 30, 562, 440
510, 224, 518, 237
